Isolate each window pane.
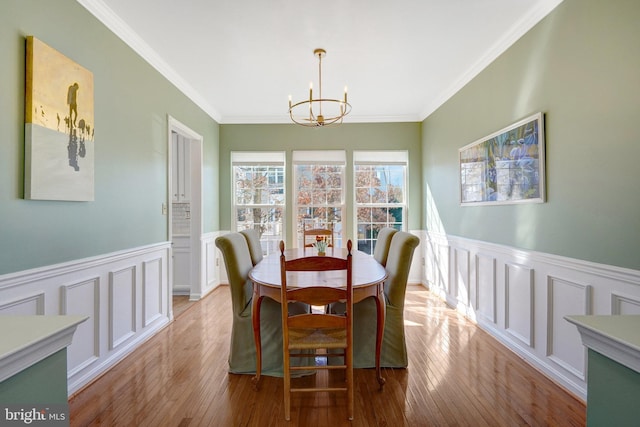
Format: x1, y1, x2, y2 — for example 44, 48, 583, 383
312, 172, 326, 189
233, 159, 285, 257
326, 170, 342, 188
312, 190, 327, 205
327, 189, 342, 204
389, 206, 403, 224
354, 158, 406, 255
269, 187, 284, 204
388, 167, 404, 202
355, 187, 371, 204
355, 168, 371, 186
297, 189, 311, 205
294, 161, 345, 247
371, 186, 387, 203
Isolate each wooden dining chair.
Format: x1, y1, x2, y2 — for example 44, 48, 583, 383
303, 222, 334, 248
279, 240, 354, 421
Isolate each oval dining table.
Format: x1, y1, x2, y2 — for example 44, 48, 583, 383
248, 246, 388, 388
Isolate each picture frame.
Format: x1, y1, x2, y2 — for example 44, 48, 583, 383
459, 112, 545, 206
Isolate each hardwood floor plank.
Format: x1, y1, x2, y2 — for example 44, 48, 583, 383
69, 285, 585, 426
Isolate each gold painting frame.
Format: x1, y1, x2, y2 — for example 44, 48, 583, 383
25, 36, 95, 201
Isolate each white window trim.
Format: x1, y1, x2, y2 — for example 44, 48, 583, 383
353, 150, 408, 165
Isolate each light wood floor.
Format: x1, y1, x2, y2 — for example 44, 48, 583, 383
69, 285, 586, 426
172, 295, 195, 319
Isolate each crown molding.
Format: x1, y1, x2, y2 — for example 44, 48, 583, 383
419, 0, 565, 121
220, 113, 421, 125
76, 0, 222, 123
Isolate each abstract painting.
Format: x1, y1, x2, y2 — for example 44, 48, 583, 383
25, 36, 95, 201
459, 113, 545, 206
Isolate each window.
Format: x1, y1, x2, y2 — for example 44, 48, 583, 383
354, 151, 408, 254
232, 152, 285, 256
293, 150, 346, 248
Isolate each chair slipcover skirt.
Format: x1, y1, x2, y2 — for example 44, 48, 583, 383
330, 231, 419, 368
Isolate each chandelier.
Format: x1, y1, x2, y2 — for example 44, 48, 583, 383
288, 48, 351, 127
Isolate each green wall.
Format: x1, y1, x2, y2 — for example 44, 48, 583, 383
0, 0, 219, 275
219, 123, 421, 246
0, 349, 67, 404
422, 0, 640, 270
586, 349, 640, 426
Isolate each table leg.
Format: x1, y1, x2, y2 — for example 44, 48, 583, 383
251, 287, 263, 389
375, 284, 386, 387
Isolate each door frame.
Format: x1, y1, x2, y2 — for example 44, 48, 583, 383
167, 115, 203, 305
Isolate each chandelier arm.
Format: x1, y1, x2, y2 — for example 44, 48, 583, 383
289, 100, 352, 127
288, 48, 350, 127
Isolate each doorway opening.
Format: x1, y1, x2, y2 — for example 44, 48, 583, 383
168, 116, 203, 318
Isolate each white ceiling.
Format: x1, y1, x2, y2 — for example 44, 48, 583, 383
78, 0, 563, 124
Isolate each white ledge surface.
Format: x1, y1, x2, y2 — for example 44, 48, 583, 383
565, 315, 640, 374
0, 315, 88, 383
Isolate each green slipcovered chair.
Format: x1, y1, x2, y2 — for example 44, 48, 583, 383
216, 232, 298, 376
240, 228, 264, 266
372, 227, 398, 267
333, 231, 419, 368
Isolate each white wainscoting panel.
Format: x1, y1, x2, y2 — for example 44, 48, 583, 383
0, 242, 171, 396
475, 253, 496, 324
426, 235, 452, 303
422, 231, 640, 401
611, 292, 640, 314
454, 248, 470, 310
0, 292, 45, 315
425, 239, 437, 289
505, 262, 534, 347
109, 266, 137, 350
438, 244, 451, 300
407, 230, 423, 285
546, 277, 590, 380
61, 277, 100, 376
143, 258, 164, 327
196, 232, 222, 300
